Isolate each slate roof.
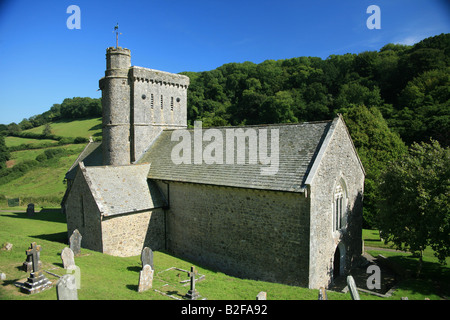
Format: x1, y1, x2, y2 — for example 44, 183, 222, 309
137, 120, 333, 193
65, 141, 103, 180
80, 163, 166, 217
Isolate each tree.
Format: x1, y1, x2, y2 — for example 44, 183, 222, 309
377, 140, 450, 274
43, 123, 52, 136
0, 134, 10, 169
341, 105, 407, 228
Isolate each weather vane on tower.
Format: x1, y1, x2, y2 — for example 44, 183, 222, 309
114, 23, 122, 48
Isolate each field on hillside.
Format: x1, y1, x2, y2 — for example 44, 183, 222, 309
1, 118, 101, 207
5, 136, 59, 148
23, 117, 102, 139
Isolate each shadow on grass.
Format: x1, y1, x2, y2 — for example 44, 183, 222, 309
0, 208, 66, 224
31, 231, 68, 244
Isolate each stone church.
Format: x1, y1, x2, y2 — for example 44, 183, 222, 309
62, 47, 365, 289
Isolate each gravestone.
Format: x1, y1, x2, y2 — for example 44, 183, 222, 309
61, 247, 76, 269
0, 273, 6, 280
69, 229, 82, 256
256, 291, 267, 300
318, 287, 328, 300
184, 266, 200, 300
138, 264, 154, 293
26, 203, 35, 216
347, 275, 360, 300
20, 242, 52, 294
141, 247, 153, 270
56, 274, 78, 300
22, 243, 42, 272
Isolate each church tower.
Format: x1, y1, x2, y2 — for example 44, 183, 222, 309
99, 47, 132, 165
99, 47, 190, 165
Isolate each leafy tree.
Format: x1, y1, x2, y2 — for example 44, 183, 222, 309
341, 105, 407, 228
42, 123, 52, 136
0, 134, 10, 169
377, 140, 450, 274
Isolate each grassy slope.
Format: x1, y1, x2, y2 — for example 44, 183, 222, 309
1, 117, 101, 206
23, 117, 102, 138
0, 144, 85, 203
5, 136, 58, 148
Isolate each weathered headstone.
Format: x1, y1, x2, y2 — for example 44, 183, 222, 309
347, 275, 360, 300
318, 287, 328, 300
141, 247, 153, 270
26, 203, 35, 216
69, 229, 82, 256
184, 266, 200, 300
138, 264, 154, 293
20, 242, 52, 294
256, 291, 267, 300
0, 273, 6, 280
56, 274, 78, 300
61, 247, 76, 269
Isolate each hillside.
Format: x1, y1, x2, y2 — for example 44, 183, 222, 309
0, 118, 101, 207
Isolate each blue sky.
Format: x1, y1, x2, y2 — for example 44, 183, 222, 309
0, 0, 449, 125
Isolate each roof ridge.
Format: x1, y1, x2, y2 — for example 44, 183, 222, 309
161, 119, 333, 132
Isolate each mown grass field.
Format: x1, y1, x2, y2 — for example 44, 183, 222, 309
5, 136, 59, 148
22, 117, 102, 139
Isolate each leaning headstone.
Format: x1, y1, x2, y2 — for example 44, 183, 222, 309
26, 203, 35, 216
20, 242, 52, 294
69, 229, 82, 256
347, 275, 360, 300
256, 291, 267, 300
138, 264, 154, 293
318, 287, 328, 300
141, 247, 153, 270
61, 247, 76, 269
56, 274, 78, 300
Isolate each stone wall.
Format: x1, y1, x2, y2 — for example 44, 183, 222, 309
101, 208, 165, 257
130, 67, 189, 162
158, 181, 311, 286
308, 118, 364, 289
65, 170, 103, 253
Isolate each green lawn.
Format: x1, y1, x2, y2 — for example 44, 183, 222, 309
0, 209, 349, 300
23, 117, 102, 139
1, 208, 448, 300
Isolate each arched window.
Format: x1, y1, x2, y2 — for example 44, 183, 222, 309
333, 179, 347, 231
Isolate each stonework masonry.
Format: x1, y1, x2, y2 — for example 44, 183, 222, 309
157, 181, 311, 287
307, 118, 364, 289
99, 47, 189, 165
101, 208, 165, 257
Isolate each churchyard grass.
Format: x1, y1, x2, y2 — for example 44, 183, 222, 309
0, 208, 447, 300
0, 208, 349, 300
